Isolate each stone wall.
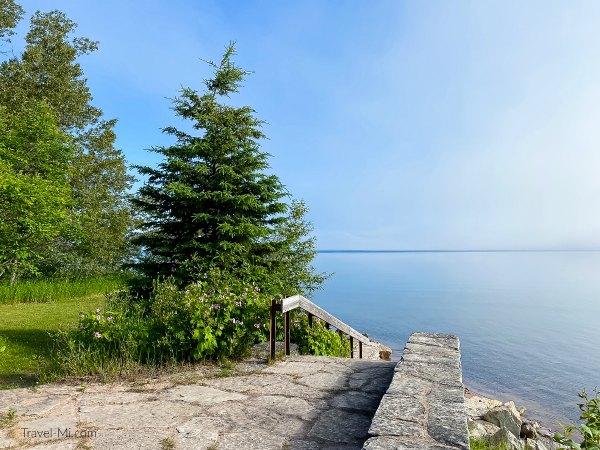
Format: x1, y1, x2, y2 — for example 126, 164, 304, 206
364, 332, 470, 450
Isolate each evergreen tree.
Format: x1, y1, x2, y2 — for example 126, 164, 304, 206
132, 44, 290, 285
0, 6, 133, 277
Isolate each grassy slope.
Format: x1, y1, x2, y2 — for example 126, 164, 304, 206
0, 294, 106, 388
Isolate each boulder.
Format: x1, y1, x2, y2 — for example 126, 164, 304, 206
526, 439, 549, 450
468, 419, 500, 439
464, 394, 503, 418
537, 436, 561, 450
489, 427, 525, 450
520, 421, 539, 439
483, 404, 523, 438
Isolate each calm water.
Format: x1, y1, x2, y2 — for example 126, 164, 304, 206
311, 251, 600, 429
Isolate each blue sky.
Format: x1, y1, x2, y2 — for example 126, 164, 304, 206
11, 1, 600, 250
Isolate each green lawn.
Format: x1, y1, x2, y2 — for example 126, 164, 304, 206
0, 294, 106, 389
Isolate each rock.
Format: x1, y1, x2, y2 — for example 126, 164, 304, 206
483, 404, 523, 438
307, 409, 372, 443
379, 348, 392, 361
521, 421, 539, 439
538, 436, 561, 450
527, 439, 549, 450
504, 401, 523, 421
468, 419, 500, 439
489, 427, 525, 450
464, 394, 503, 418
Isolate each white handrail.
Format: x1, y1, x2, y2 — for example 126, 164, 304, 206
280, 295, 370, 345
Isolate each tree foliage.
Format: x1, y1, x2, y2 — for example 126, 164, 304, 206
0, 4, 133, 279
0, 0, 23, 48
132, 44, 326, 295
0, 103, 72, 283
132, 44, 287, 281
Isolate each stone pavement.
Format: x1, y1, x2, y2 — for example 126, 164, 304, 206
0, 356, 395, 449
364, 332, 470, 450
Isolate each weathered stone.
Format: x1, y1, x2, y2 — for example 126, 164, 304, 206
368, 394, 427, 437
287, 439, 321, 450
296, 372, 349, 391
401, 350, 461, 369
0, 436, 18, 449
483, 405, 523, 438
537, 436, 560, 450
206, 401, 310, 437
16, 395, 72, 417
468, 419, 501, 439
504, 401, 522, 422
489, 427, 525, 450
0, 353, 398, 449
527, 439, 549, 450
175, 416, 224, 449
165, 384, 247, 404
308, 409, 372, 443
464, 394, 503, 418
368, 332, 469, 450
88, 429, 170, 450
395, 362, 463, 388
408, 332, 460, 350
385, 373, 432, 397
202, 373, 295, 393
331, 391, 383, 413
363, 436, 455, 450
243, 394, 324, 421
217, 430, 286, 450
521, 421, 539, 439
348, 369, 394, 394
428, 408, 470, 450
79, 401, 196, 429
16, 414, 78, 442
79, 391, 156, 406
26, 441, 80, 449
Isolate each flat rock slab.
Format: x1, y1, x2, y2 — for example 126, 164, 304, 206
0, 356, 395, 449
367, 332, 470, 450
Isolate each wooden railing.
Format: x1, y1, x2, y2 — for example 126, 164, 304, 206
269, 294, 371, 360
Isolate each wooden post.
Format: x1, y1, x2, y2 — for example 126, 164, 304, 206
350, 336, 354, 358
270, 299, 277, 360
308, 313, 313, 328
359, 341, 363, 359
284, 311, 290, 356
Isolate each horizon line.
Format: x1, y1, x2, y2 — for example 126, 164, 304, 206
317, 249, 600, 253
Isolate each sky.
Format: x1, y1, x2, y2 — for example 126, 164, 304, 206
9, 1, 600, 250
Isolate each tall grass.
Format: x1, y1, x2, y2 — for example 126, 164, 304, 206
0, 276, 127, 304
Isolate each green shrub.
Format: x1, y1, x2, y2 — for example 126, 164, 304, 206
290, 312, 351, 357
48, 270, 272, 377
555, 389, 600, 450
47, 269, 351, 379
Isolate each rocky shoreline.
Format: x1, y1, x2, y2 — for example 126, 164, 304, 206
465, 388, 560, 450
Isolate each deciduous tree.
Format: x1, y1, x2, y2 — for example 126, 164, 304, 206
0, 6, 133, 277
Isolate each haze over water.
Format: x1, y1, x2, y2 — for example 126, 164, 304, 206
312, 250, 600, 429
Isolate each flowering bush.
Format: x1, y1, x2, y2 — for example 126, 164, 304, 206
65, 270, 271, 368
151, 273, 270, 360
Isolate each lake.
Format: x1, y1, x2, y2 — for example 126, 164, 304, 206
311, 251, 600, 429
